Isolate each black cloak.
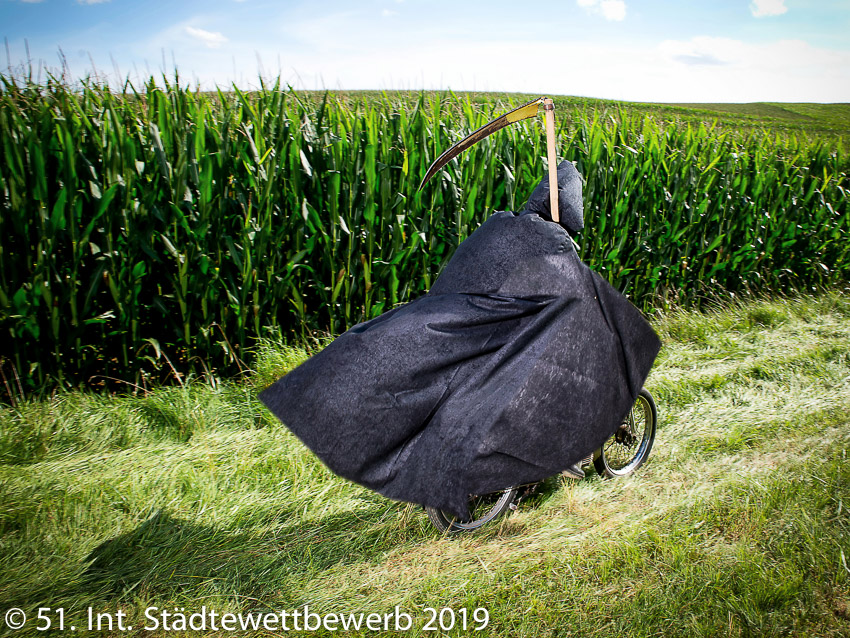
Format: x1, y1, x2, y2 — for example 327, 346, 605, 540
259, 205, 661, 519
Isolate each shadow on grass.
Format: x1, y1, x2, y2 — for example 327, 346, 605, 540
79, 503, 428, 604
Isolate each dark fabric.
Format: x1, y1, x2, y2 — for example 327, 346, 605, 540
259, 211, 660, 519
523, 160, 584, 234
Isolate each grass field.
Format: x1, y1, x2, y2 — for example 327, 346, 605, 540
1, 293, 849, 637
667, 102, 850, 137
2, 82, 849, 635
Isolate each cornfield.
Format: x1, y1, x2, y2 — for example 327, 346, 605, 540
1, 76, 848, 392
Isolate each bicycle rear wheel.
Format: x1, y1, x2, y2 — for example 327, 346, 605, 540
425, 487, 519, 533
594, 388, 657, 479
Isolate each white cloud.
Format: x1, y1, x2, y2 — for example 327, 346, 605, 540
599, 1, 626, 21
750, 0, 787, 18
244, 34, 850, 102
659, 36, 734, 66
577, 0, 627, 22
650, 36, 849, 102
382, 9, 398, 17
185, 27, 228, 49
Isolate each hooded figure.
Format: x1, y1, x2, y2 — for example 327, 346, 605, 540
260, 162, 661, 519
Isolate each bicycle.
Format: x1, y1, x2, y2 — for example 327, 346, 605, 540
425, 388, 657, 533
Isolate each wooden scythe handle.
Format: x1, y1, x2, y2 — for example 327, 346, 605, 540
543, 98, 559, 224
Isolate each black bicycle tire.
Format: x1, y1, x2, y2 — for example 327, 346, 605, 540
594, 388, 657, 479
425, 487, 519, 533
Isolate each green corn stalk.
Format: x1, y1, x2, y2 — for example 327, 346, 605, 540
0, 75, 847, 393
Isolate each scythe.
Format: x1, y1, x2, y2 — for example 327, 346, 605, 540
418, 96, 561, 223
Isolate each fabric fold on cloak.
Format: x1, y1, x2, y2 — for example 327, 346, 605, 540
260, 210, 661, 519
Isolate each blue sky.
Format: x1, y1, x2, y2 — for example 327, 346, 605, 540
2, 0, 849, 102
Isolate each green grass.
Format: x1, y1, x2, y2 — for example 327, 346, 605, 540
1, 293, 849, 636
667, 102, 850, 137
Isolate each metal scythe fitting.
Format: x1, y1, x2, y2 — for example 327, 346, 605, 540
417, 95, 560, 223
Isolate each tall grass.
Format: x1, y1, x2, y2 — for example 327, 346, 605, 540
1, 295, 848, 637
1, 76, 848, 391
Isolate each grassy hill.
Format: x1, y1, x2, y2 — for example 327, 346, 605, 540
667, 102, 850, 137
304, 90, 850, 140
1, 293, 848, 637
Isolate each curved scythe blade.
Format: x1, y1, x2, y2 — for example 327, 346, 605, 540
417, 96, 545, 191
